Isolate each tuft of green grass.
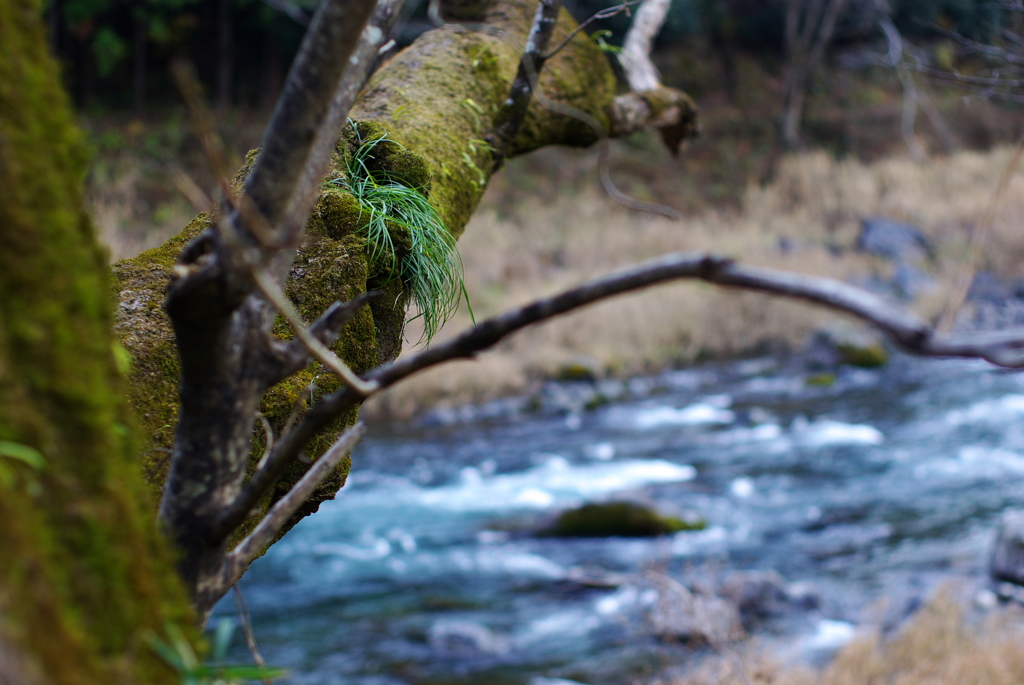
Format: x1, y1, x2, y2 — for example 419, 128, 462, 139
328, 125, 471, 343
146, 621, 286, 685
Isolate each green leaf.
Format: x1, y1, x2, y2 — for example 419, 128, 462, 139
112, 341, 133, 375
212, 619, 235, 662
93, 27, 127, 78
0, 441, 46, 470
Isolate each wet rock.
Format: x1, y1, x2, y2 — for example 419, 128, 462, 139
645, 581, 742, 643
968, 271, 1020, 303
787, 581, 822, 611
554, 355, 601, 383
804, 325, 888, 370
428, 619, 509, 655
717, 570, 793, 620
544, 501, 705, 538
953, 271, 1024, 332
892, 263, 936, 299
994, 581, 1024, 604
535, 381, 595, 415
529, 679, 589, 685
857, 217, 933, 264
991, 509, 1024, 586
805, 372, 836, 387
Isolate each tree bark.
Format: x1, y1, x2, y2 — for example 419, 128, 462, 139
111, 0, 698, 607
0, 1, 194, 681
781, 0, 847, 149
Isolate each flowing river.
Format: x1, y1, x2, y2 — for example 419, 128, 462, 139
213, 354, 1024, 684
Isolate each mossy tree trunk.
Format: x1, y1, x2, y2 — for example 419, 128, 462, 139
111, 0, 695, 615
0, 1, 195, 683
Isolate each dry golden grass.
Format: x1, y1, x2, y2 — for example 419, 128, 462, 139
670, 596, 1024, 685
87, 140, 1024, 419
362, 145, 1024, 419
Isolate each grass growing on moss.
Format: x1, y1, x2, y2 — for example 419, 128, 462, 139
328, 126, 470, 342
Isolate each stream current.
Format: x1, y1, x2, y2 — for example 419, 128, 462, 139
214, 354, 1024, 684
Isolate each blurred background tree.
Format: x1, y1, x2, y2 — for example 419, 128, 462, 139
42, 0, 1010, 113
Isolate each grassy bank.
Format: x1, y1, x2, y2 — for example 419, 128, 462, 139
82, 43, 1024, 420
363, 143, 1024, 419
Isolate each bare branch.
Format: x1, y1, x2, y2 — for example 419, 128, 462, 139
938, 135, 1024, 332
218, 250, 1024, 538
248, 265, 379, 395
257, 0, 311, 27
242, 0, 379, 249
284, 0, 406, 243
618, 0, 670, 92
877, 11, 957, 157
232, 586, 273, 685
158, 0, 381, 614
489, 0, 566, 160
543, 0, 644, 60
273, 292, 381, 384
171, 164, 380, 394
224, 423, 366, 586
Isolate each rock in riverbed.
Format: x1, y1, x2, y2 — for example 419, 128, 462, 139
543, 501, 706, 538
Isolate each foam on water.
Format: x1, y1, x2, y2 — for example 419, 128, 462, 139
607, 402, 736, 429
944, 394, 1024, 425
330, 456, 698, 514
805, 619, 856, 651
914, 445, 1024, 480
791, 417, 884, 446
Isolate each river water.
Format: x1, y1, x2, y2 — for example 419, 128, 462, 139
214, 354, 1024, 684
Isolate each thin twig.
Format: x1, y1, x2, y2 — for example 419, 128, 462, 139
257, 0, 311, 27
249, 267, 379, 395
938, 134, 1024, 332
254, 413, 275, 472
217, 249, 1024, 539
232, 584, 273, 685
489, 0, 566, 159
598, 138, 681, 220
224, 423, 367, 583
171, 163, 379, 395
543, 0, 645, 60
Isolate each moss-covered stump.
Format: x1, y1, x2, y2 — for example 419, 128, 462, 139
0, 2, 193, 682
113, 0, 627, 547
544, 502, 706, 538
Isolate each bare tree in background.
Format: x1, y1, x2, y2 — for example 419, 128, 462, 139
922, 0, 1024, 103
874, 0, 957, 159
782, 0, 848, 148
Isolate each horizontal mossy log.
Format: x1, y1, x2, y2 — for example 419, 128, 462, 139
113, 0, 686, 556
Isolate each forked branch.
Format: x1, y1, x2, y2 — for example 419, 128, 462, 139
217, 250, 1024, 541
223, 423, 367, 587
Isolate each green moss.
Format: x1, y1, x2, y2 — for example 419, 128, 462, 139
555, 362, 599, 382
837, 343, 888, 369
350, 0, 618, 239
0, 2, 193, 682
805, 372, 837, 387
105, 0, 629, 563
545, 502, 706, 538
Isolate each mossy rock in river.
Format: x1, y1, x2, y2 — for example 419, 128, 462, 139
836, 342, 888, 369
545, 502, 706, 538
